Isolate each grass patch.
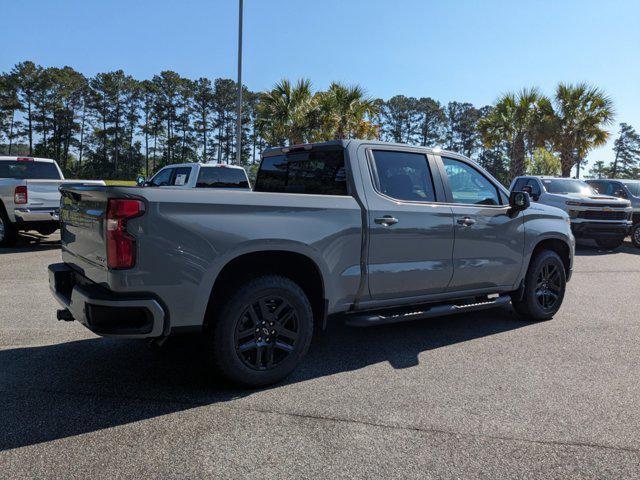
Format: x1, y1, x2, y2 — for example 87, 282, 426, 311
104, 180, 137, 186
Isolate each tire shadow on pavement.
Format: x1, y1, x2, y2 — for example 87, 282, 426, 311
0, 305, 527, 451
574, 240, 639, 256
0, 233, 60, 254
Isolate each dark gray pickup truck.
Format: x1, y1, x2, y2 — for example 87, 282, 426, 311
50, 140, 574, 386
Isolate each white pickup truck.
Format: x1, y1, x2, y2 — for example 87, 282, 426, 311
0, 156, 104, 247
138, 162, 251, 189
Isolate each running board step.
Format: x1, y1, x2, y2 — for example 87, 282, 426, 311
345, 295, 511, 327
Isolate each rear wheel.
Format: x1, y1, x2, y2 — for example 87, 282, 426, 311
0, 212, 17, 247
512, 250, 566, 321
596, 237, 625, 250
631, 224, 640, 248
207, 275, 313, 387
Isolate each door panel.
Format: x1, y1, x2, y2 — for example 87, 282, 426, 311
449, 205, 524, 290
363, 148, 455, 300
438, 156, 525, 291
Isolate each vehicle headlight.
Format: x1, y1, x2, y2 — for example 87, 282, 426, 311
565, 201, 581, 206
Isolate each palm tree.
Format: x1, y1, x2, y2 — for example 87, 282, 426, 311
256, 79, 315, 146
478, 87, 549, 180
315, 82, 379, 140
549, 83, 614, 177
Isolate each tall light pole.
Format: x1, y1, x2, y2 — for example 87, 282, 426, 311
235, 0, 243, 165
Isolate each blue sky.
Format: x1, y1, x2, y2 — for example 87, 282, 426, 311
3, 0, 639, 169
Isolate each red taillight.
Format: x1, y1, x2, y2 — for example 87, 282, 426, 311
106, 199, 145, 270
16, 157, 34, 162
14, 185, 28, 204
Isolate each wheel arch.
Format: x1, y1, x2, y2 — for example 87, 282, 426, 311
203, 250, 327, 330
531, 237, 572, 278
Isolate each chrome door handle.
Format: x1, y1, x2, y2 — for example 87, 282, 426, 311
456, 217, 476, 227
375, 215, 399, 226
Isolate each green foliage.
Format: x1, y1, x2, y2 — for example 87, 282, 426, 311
0, 62, 629, 184
548, 83, 615, 177
526, 148, 561, 176
587, 160, 612, 179
478, 87, 548, 180
610, 123, 640, 178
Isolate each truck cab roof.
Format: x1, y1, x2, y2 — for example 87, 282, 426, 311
262, 139, 465, 161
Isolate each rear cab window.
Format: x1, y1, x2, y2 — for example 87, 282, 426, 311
197, 166, 250, 188
255, 147, 348, 195
0, 161, 61, 179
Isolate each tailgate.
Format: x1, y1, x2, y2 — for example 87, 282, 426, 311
59, 186, 110, 283
25, 180, 64, 208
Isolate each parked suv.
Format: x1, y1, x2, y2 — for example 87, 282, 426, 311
139, 162, 251, 190
50, 141, 574, 387
586, 179, 640, 248
510, 176, 632, 250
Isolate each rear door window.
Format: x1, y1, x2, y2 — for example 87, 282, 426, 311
255, 148, 348, 195
370, 150, 436, 202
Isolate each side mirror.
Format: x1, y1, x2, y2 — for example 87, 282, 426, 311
509, 191, 530, 212
136, 175, 146, 187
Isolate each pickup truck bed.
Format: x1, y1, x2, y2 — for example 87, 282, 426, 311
50, 140, 575, 387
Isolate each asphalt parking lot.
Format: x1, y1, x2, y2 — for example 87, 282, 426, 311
1, 233, 639, 479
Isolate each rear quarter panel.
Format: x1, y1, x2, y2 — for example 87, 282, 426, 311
103, 187, 363, 329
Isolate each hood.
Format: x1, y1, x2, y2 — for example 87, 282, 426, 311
548, 193, 630, 206
528, 201, 569, 219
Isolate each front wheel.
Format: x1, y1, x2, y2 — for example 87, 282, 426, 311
207, 275, 314, 387
631, 224, 640, 248
596, 237, 625, 250
512, 250, 566, 321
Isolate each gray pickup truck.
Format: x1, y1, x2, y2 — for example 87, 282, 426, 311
49, 140, 574, 387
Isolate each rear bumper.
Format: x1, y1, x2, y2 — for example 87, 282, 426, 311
570, 221, 631, 239
14, 207, 60, 223
48, 263, 166, 338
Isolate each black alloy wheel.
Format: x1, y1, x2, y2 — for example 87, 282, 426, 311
534, 262, 562, 311
512, 249, 566, 321
208, 275, 313, 387
235, 295, 299, 370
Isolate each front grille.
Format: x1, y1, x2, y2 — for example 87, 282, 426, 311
578, 210, 627, 220
580, 202, 628, 208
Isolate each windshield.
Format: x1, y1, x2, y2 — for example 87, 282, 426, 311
621, 181, 640, 197
541, 178, 595, 195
